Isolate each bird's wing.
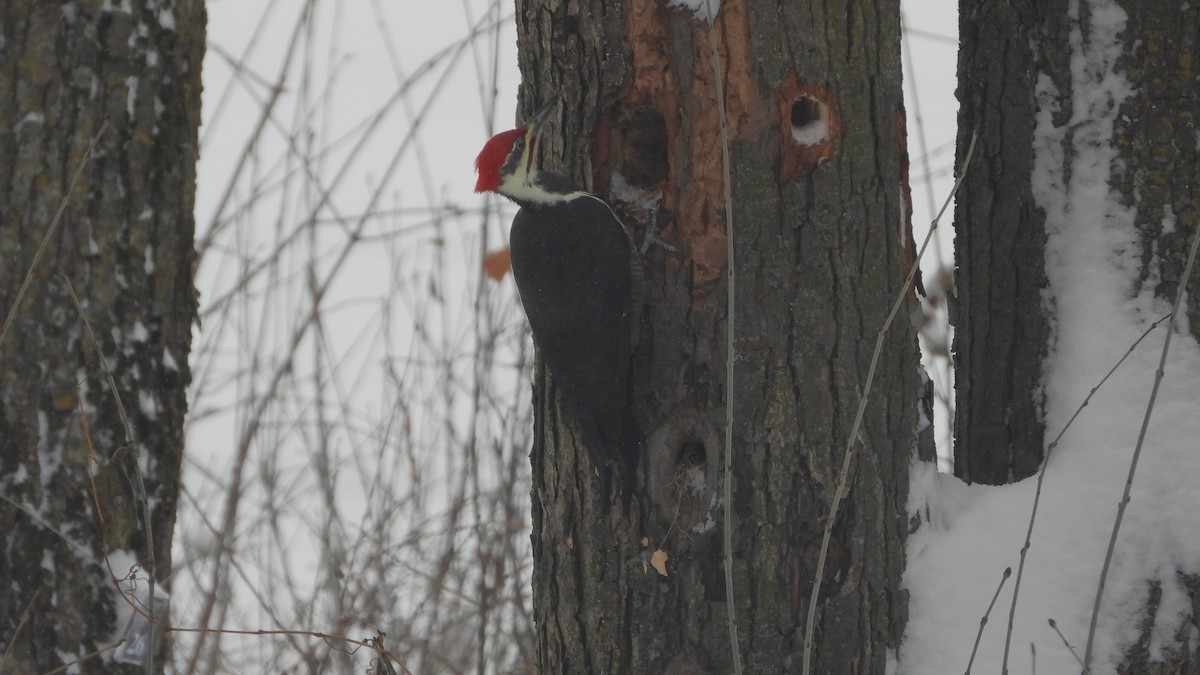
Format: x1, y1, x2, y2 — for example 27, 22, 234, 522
509, 197, 632, 415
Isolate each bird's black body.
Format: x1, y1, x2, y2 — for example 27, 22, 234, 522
474, 99, 642, 505
508, 188, 640, 498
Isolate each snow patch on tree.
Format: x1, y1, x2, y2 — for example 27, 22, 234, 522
667, 0, 719, 22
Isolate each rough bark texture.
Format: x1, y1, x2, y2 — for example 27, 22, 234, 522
0, 1, 202, 672
1109, 2, 1200, 671
516, 0, 924, 672
952, 0, 1067, 484
1114, 2, 1200, 337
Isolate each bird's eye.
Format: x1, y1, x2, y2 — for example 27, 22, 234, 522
514, 138, 525, 151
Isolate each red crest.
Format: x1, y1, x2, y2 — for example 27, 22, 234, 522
474, 128, 527, 193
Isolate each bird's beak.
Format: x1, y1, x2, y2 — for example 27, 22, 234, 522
523, 97, 558, 176
527, 96, 558, 140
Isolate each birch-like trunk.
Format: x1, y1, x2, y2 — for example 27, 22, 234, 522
0, 2, 203, 672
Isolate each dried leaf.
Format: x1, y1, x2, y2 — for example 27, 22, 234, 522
651, 548, 669, 577
483, 247, 512, 281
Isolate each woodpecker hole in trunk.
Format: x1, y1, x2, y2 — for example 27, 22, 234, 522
604, 104, 666, 208
678, 439, 706, 468
790, 95, 829, 146
666, 439, 711, 527
616, 105, 668, 189
644, 412, 720, 530
776, 72, 840, 181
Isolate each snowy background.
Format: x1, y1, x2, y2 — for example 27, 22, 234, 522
902, 1, 1200, 673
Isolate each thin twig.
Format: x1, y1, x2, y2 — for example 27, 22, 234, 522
700, 0, 742, 672
1001, 312, 1171, 671
187, 70, 425, 668
965, 567, 1011, 674
0, 120, 107, 351
801, 132, 978, 674
0, 493, 89, 555
194, 0, 313, 268
61, 276, 141, 477
182, 1, 539, 669
79, 392, 164, 635
61, 273, 159, 675
187, 1, 471, 661
168, 626, 414, 675
1081, 213, 1200, 672
368, 633, 403, 675
1049, 618, 1085, 669
3, 590, 39, 665
40, 641, 125, 675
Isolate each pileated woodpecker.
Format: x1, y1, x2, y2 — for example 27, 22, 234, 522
474, 99, 640, 501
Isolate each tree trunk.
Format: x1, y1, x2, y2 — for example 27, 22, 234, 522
1113, 2, 1200, 342
517, 0, 924, 672
0, 1, 203, 672
956, 0, 1200, 669
1107, 1, 1200, 671
952, 0, 1064, 484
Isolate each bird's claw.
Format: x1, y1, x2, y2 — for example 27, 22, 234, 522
637, 198, 679, 256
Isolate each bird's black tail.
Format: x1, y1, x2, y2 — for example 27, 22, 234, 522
577, 398, 641, 512
612, 400, 641, 511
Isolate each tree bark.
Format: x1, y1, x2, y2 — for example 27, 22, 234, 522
1112, 1, 1200, 338
0, 1, 203, 672
952, 0, 1066, 484
517, 0, 924, 672
1108, 1, 1200, 670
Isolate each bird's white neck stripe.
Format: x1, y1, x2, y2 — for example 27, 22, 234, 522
498, 172, 588, 205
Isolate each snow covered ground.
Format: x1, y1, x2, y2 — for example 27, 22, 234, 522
898, 1, 1200, 672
